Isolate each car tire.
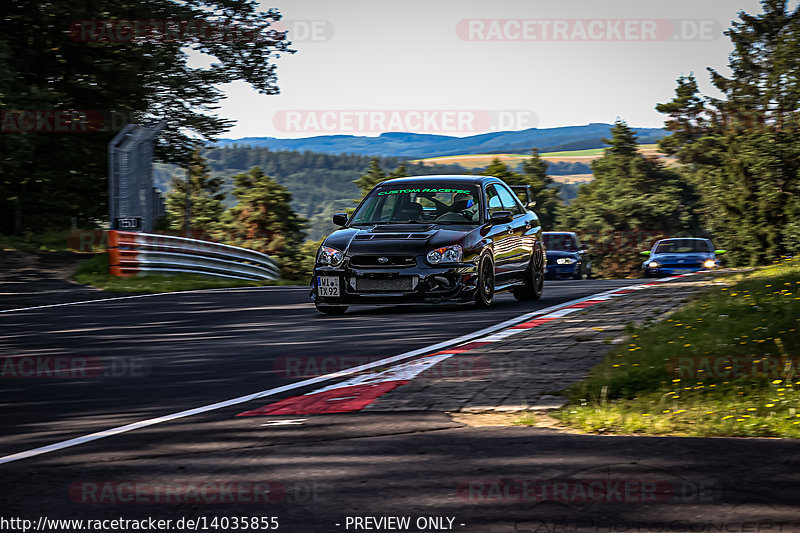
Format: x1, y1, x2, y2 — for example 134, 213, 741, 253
315, 303, 348, 315
474, 255, 495, 308
513, 251, 544, 301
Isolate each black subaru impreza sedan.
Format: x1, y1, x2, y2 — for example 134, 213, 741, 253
310, 175, 545, 314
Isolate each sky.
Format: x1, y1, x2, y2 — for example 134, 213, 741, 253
202, 0, 773, 139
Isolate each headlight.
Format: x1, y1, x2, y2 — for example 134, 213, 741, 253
426, 244, 462, 264
317, 246, 344, 267
648, 261, 659, 268
556, 257, 577, 265
703, 259, 716, 269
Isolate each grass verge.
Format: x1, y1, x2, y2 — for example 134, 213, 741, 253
1, 229, 79, 252
72, 254, 301, 293
517, 258, 800, 437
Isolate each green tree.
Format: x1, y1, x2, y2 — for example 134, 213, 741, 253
482, 158, 517, 182
388, 162, 409, 180
353, 157, 389, 198
165, 148, 225, 236
351, 159, 408, 210
298, 238, 324, 280
561, 120, 701, 277
481, 153, 563, 230
0, 0, 293, 234
656, 0, 800, 264
219, 166, 307, 279
515, 150, 562, 230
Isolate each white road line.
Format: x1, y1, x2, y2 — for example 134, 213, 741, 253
0, 286, 309, 315
311, 353, 455, 394
0, 276, 692, 465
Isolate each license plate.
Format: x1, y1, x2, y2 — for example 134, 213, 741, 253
317, 276, 340, 297
672, 268, 694, 273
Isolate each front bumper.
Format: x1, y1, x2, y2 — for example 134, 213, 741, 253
311, 261, 479, 305
643, 265, 709, 276
545, 263, 580, 279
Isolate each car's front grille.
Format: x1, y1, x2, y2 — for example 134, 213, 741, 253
353, 277, 417, 292
349, 255, 416, 268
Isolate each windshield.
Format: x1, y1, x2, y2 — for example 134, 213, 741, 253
654, 239, 712, 253
544, 233, 579, 251
350, 185, 481, 225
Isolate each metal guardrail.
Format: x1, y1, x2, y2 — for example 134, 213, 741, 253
108, 231, 279, 281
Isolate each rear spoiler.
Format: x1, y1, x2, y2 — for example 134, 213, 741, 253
509, 185, 536, 209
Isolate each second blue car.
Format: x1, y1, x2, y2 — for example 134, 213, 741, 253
641, 238, 725, 277
543, 232, 592, 280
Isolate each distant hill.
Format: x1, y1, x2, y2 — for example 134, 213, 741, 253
153, 148, 472, 241
215, 123, 668, 158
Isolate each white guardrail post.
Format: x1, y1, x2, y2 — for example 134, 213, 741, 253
108, 231, 279, 281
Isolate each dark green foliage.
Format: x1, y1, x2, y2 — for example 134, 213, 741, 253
0, 0, 292, 235
656, 0, 800, 265
353, 158, 388, 198
516, 149, 562, 230
218, 167, 307, 279
164, 147, 467, 240
352, 158, 411, 199
165, 149, 225, 235
74, 253, 110, 276
481, 151, 563, 230
298, 238, 324, 281
560, 121, 702, 277
481, 158, 517, 182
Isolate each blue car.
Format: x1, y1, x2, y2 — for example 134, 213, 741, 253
641, 238, 726, 277
543, 232, 592, 280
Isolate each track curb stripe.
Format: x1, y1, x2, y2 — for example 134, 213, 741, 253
237, 273, 698, 416
0, 273, 698, 465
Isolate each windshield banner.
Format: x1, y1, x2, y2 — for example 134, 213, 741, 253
377, 188, 472, 196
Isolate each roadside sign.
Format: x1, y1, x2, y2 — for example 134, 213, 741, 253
115, 217, 142, 230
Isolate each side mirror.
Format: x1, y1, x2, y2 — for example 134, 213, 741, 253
639, 251, 651, 257
580, 244, 589, 251
715, 249, 726, 255
489, 211, 513, 224
332, 213, 348, 226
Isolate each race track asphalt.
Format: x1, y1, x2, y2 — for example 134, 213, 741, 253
0, 279, 640, 457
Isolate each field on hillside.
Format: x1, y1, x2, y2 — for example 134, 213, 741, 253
410, 153, 530, 170
550, 174, 594, 184
411, 144, 663, 168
